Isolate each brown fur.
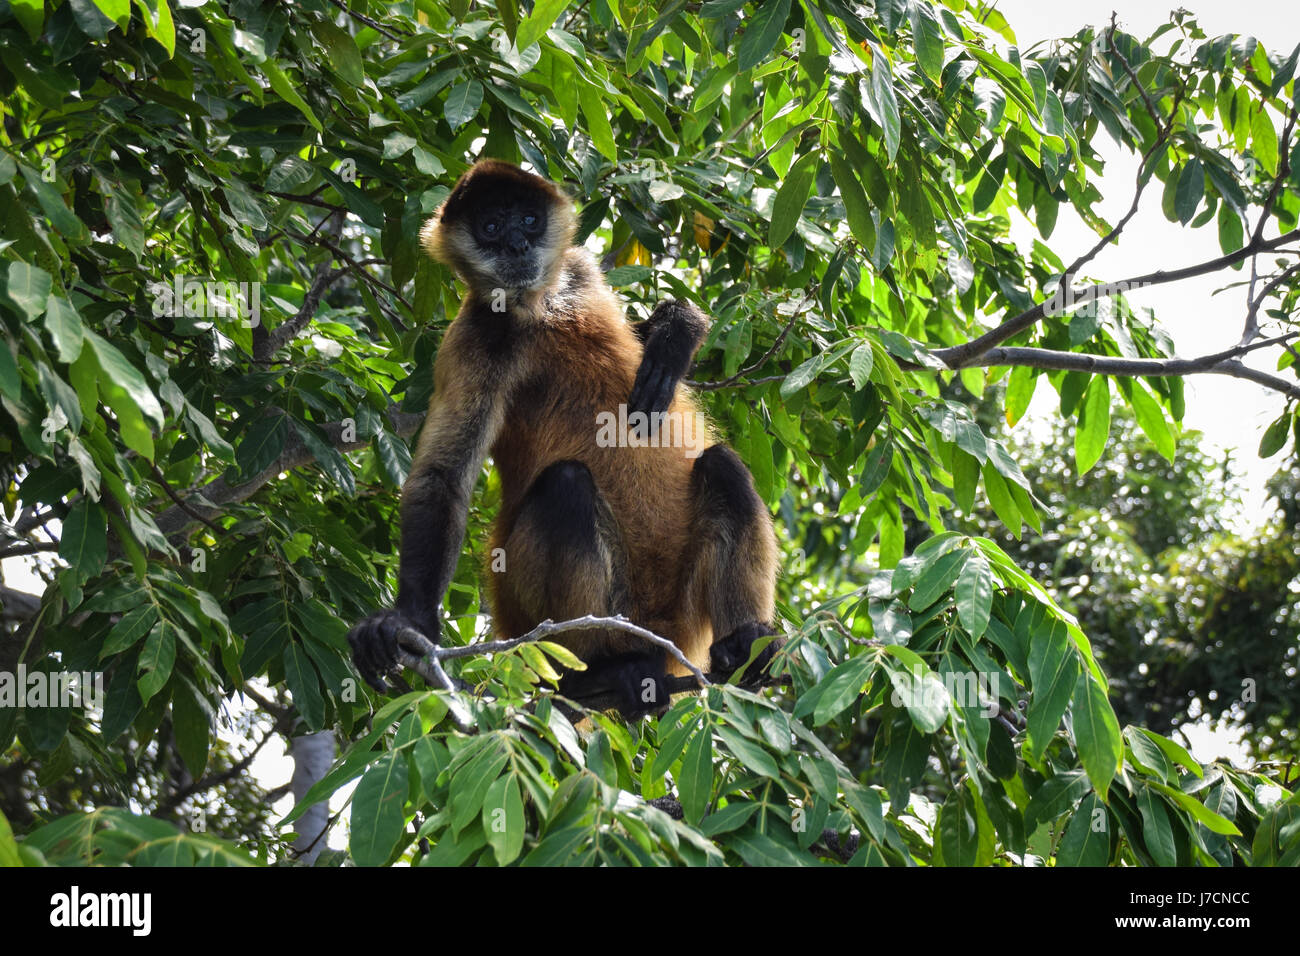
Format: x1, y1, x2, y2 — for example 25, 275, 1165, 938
416, 160, 775, 675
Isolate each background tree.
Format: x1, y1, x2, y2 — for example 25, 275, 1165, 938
1, 0, 1298, 866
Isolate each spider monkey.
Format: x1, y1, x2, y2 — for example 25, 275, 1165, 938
347, 159, 781, 718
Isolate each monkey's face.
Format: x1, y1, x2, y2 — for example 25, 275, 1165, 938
422, 161, 576, 299
470, 198, 550, 289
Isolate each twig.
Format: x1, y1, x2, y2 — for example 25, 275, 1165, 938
326, 0, 409, 41
688, 289, 815, 391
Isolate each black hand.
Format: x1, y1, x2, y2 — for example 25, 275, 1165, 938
347, 608, 437, 693
628, 304, 699, 427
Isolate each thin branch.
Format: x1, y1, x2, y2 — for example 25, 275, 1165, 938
1242, 261, 1300, 346
935, 226, 1300, 368
153, 404, 425, 540
0, 541, 60, 559
688, 289, 815, 391
421, 615, 711, 689
965, 337, 1300, 401
326, 0, 408, 40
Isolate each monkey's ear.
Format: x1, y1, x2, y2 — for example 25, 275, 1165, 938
419, 213, 443, 262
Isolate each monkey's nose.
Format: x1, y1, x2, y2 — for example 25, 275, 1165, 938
506, 228, 530, 255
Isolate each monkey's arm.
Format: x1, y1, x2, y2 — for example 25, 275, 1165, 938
348, 337, 505, 692
628, 300, 709, 417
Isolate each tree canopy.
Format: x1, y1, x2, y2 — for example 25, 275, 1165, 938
1, 0, 1298, 867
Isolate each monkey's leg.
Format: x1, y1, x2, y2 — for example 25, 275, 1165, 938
681, 445, 783, 685
498, 459, 669, 717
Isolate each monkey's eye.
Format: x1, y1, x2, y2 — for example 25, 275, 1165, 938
483, 221, 499, 236
522, 214, 537, 227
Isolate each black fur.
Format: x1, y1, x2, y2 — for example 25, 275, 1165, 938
627, 300, 707, 433
558, 651, 670, 719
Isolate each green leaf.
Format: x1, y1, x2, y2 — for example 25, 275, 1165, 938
1259, 411, 1291, 458
85, 330, 164, 429
283, 642, 325, 731
263, 59, 322, 132
1174, 159, 1204, 225
769, 153, 816, 249
980, 461, 1022, 536
1005, 365, 1037, 426
482, 773, 525, 865
577, 80, 617, 161
100, 605, 159, 658
952, 447, 979, 514
736, 0, 791, 73
830, 153, 876, 251
714, 724, 780, 778
516, 0, 569, 50
172, 680, 211, 778
1056, 793, 1111, 865
866, 56, 902, 162
59, 500, 108, 582
236, 413, 288, 479
1026, 770, 1090, 832
137, 620, 177, 703
1251, 106, 1278, 176
1025, 618, 1079, 761
1137, 785, 1178, 866
678, 720, 713, 823
10, 0, 45, 39
938, 788, 982, 866
1128, 381, 1176, 462
42, 296, 85, 363
908, 548, 967, 610
954, 553, 993, 638
444, 80, 485, 132
1148, 781, 1242, 836
349, 752, 407, 866
883, 646, 949, 733
1074, 376, 1110, 475
909, 0, 945, 82
1070, 670, 1121, 801
312, 21, 364, 87
4, 261, 52, 320
105, 186, 146, 257
848, 342, 875, 391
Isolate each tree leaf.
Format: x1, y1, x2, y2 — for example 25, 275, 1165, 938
1070, 669, 1121, 801
736, 0, 791, 73
349, 751, 407, 866
678, 719, 714, 822
1074, 376, 1110, 475
444, 80, 485, 132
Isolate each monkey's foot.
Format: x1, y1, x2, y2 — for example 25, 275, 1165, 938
559, 653, 670, 719
710, 622, 784, 687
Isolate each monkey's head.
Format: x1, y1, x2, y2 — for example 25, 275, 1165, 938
421, 159, 576, 297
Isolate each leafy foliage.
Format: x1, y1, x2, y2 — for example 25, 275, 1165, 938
1, 0, 1298, 865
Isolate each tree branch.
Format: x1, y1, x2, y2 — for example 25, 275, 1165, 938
966, 334, 1300, 400
935, 227, 1300, 368
153, 404, 425, 540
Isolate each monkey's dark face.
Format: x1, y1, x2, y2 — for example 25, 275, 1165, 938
422, 162, 575, 299
471, 199, 549, 288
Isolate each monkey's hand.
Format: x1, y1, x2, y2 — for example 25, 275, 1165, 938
710, 623, 785, 688
628, 303, 699, 429
347, 609, 437, 693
